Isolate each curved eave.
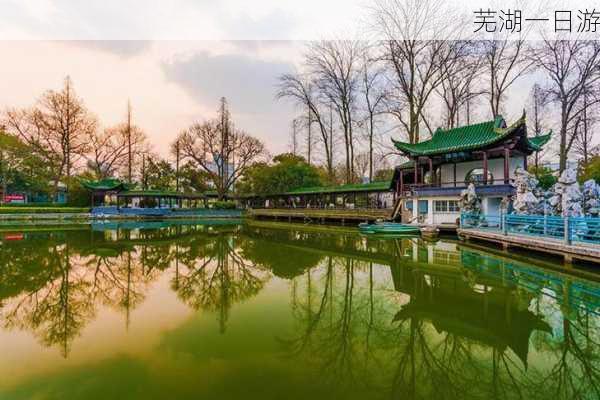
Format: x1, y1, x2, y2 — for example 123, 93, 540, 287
81, 182, 124, 191
392, 117, 526, 157
392, 130, 512, 157
526, 131, 552, 151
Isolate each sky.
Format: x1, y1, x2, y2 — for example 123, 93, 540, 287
0, 0, 597, 161
0, 40, 304, 156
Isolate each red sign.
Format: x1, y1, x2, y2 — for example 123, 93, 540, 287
3, 194, 25, 203
3, 233, 24, 241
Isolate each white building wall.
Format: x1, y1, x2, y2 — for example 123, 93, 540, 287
440, 156, 525, 187
409, 196, 462, 225
405, 156, 525, 226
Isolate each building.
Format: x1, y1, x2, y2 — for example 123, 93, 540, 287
238, 181, 394, 210
390, 114, 552, 226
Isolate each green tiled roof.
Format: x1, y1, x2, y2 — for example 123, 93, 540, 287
81, 178, 132, 191
283, 180, 392, 195
393, 115, 551, 156
118, 190, 205, 198
397, 160, 415, 169
528, 132, 552, 150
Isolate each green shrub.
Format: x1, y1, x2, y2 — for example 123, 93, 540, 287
0, 207, 89, 214
0, 202, 68, 207
212, 200, 237, 209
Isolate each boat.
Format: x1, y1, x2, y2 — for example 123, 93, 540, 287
358, 222, 420, 235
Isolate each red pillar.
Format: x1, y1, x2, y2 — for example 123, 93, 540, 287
483, 151, 488, 185
453, 163, 457, 187
428, 157, 433, 185
414, 158, 418, 184
400, 170, 404, 196
504, 148, 510, 184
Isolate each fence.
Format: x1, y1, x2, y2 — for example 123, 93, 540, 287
91, 206, 243, 218
460, 212, 600, 246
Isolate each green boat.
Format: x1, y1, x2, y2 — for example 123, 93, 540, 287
358, 222, 420, 235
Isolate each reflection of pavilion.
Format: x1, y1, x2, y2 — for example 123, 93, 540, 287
390, 243, 552, 367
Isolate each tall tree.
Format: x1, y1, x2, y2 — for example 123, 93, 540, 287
573, 87, 598, 166
217, 97, 231, 193
237, 153, 323, 196
85, 122, 147, 180
277, 74, 334, 177
372, 0, 464, 144
481, 39, 532, 118
531, 40, 600, 172
527, 83, 548, 170
305, 40, 362, 183
175, 115, 266, 199
360, 51, 387, 181
3, 77, 96, 197
438, 42, 483, 129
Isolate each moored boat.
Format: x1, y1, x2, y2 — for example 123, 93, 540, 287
358, 222, 420, 235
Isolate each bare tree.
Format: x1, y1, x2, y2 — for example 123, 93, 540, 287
304, 40, 362, 183
175, 119, 266, 199
371, 0, 465, 143
360, 51, 387, 181
527, 83, 548, 170
573, 88, 598, 166
277, 74, 334, 177
85, 107, 148, 180
531, 40, 600, 172
480, 39, 532, 118
438, 42, 484, 129
3, 77, 96, 197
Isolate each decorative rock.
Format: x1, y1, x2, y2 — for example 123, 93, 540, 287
459, 183, 481, 214
512, 167, 542, 215
548, 165, 583, 217
583, 179, 600, 217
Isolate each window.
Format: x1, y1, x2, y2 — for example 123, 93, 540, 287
448, 200, 460, 212
465, 168, 494, 185
434, 200, 460, 213
405, 200, 413, 211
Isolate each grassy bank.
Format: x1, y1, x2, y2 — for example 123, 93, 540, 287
0, 207, 90, 214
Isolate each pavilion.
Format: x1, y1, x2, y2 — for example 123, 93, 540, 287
238, 180, 394, 210
389, 113, 552, 225
82, 178, 214, 209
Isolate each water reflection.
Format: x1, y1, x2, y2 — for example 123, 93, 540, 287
0, 220, 600, 399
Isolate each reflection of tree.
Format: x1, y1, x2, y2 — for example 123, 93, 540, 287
280, 237, 600, 400
2, 243, 95, 357
86, 247, 156, 329
173, 233, 269, 333
284, 255, 397, 392
529, 294, 600, 399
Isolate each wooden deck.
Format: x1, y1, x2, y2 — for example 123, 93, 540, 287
458, 228, 600, 265
246, 208, 392, 223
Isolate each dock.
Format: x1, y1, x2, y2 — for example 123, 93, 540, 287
246, 208, 392, 224
458, 228, 600, 265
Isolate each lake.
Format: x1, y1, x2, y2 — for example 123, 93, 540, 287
0, 220, 599, 399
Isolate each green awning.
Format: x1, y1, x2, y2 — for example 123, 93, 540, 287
392, 115, 552, 157
81, 178, 132, 191
117, 190, 205, 199
283, 180, 392, 196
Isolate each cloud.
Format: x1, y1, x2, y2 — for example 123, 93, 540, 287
67, 40, 152, 58
161, 51, 294, 114
220, 8, 298, 39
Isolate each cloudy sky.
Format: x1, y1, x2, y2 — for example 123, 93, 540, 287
0, 0, 595, 159
0, 40, 305, 156
0, 0, 370, 157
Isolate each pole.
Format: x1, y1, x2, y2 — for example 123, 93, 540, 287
307, 104, 312, 165
175, 140, 180, 192
564, 216, 571, 245
127, 100, 132, 184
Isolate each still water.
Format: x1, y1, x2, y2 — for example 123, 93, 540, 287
0, 220, 599, 399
